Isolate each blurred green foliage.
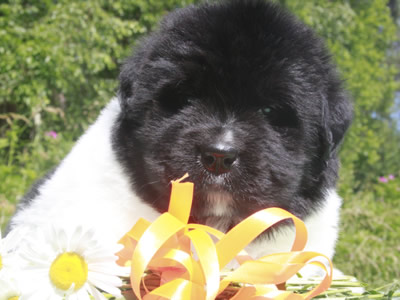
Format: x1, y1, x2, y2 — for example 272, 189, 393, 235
0, 0, 199, 221
0, 0, 399, 287
335, 184, 400, 286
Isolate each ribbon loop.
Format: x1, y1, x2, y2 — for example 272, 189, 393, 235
118, 175, 333, 299
216, 208, 308, 268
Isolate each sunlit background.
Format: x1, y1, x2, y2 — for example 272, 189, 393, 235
0, 0, 399, 287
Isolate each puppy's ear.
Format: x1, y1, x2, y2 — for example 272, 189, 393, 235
117, 44, 188, 119
321, 91, 353, 162
118, 53, 143, 117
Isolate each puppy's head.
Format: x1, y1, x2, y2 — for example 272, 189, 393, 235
113, 0, 352, 231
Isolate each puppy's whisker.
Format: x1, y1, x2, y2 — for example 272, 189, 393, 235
136, 180, 163, 193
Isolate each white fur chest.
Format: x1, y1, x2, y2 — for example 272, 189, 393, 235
10, 99, 160, 243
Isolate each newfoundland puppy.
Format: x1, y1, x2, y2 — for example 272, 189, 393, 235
9, 0, 352, 266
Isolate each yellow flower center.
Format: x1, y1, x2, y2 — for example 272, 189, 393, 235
49, 252, 88, 291
8, 297, 19, 300
0, 253, 3, 269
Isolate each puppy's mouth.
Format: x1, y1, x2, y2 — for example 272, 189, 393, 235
190, 187, 237, 232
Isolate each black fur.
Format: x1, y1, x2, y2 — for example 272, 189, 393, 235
113, 0, 352, 231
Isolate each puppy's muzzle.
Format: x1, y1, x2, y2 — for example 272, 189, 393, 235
200, 146, 238, 175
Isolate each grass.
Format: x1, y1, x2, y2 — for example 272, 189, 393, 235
0, 133, 74, 231
334, 189, 400, 287
106, 275, 399, 299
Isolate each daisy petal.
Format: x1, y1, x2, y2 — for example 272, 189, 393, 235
76, 286, 91, 300
88, 283, 108, 300
88, 270, 123, 287
69, 226, 84, 251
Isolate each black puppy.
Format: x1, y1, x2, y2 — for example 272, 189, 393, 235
9, 0, 352, 269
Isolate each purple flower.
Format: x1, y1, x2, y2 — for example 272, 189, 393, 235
378, 176, 388, 183
388, 174, 395, 180
45, 131, 58, 139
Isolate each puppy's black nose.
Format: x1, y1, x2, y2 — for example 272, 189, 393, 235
200, 146, 238, 174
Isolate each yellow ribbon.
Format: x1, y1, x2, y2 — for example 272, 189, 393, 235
117, 174, 333, 299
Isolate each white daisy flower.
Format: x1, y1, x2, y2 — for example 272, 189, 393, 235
0, 276, 20, 300
19, 226, 128, 300
0, 228, 26, 276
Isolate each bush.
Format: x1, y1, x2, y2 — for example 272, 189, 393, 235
374, 173, 400, 202
0, 0, 200, 228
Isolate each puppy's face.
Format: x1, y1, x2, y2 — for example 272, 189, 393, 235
113, 0, 352, 231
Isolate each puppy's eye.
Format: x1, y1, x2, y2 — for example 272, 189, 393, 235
166, 98, 192, 111
158, 94, 193, 113
258, 107, 272, 116
258, 105, 298, 128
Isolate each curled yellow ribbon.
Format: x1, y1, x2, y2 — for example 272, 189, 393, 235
117, 174, 333, 299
